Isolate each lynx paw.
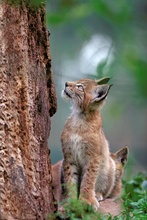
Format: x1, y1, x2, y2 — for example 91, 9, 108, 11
95, 192, 103, 201
80, 197, 99, 212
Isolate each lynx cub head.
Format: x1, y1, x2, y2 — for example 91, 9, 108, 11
62, 77, 111, 113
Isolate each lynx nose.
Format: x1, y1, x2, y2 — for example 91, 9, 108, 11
65, 82, 68, 87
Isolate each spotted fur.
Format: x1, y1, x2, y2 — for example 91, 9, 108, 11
60, 78, 122, 211
52, 146, 128, 205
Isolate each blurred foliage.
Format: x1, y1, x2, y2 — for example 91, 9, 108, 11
29, 0, 45, 7
47, 0, 147, 101
122, 172, 147, 219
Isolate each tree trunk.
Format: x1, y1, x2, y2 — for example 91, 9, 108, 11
0, 1, 57, 219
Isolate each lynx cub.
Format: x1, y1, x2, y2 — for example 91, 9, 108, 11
52, 146, 128, 204
61, 77, 116, 211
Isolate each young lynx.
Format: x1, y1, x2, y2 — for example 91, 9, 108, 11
61, 77, 114, 211
51, 146, 128, 204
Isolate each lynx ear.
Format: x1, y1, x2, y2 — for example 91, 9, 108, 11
95, 77, 111, 85
115, 146, 129, 165
91, 84, 112, 103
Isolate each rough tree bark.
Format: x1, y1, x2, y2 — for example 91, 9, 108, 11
0, 1, 57, 219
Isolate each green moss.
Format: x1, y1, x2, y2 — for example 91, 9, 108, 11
2, 0, 45, 8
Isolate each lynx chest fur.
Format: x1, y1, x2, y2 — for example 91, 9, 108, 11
61, 77, 112, 211
61, 113, 109, 167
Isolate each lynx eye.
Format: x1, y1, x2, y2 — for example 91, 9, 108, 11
76, 84, 84, 91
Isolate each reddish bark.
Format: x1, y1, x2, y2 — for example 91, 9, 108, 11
0, 1, 57, 219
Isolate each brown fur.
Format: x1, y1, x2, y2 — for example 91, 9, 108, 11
109, 147, 128, 197
52, 160, 63, 203
52, 147, 128, 205
60, 78, 125, 211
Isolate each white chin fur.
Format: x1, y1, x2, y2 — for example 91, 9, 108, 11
61, 90, 71, 101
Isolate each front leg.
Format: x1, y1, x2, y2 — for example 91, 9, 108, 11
62, 159, 78, 200
79, 162, 99, 212
59, 159, 78, 216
